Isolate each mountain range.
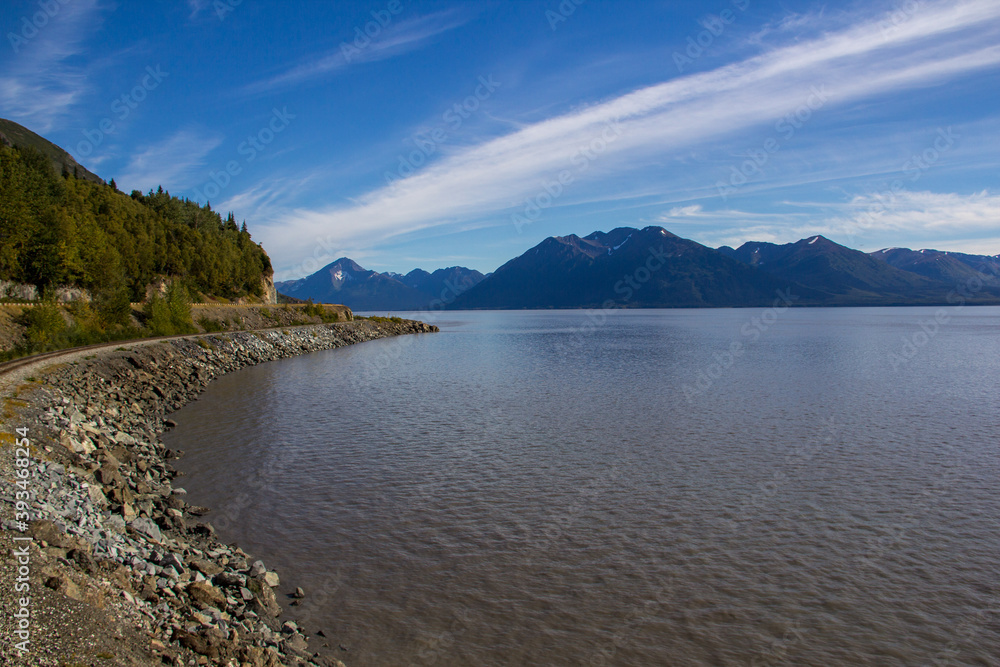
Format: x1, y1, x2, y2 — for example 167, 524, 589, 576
449, 227, 813, 309
279, 227, 1000, 310
870, 247, 1000, 288
276, 259, 485, 310
717, 236, 966, 305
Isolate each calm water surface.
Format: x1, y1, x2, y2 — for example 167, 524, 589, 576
165, 308, 1000, 666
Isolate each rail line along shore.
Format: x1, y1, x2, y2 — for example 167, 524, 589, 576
0, 318, 437, 666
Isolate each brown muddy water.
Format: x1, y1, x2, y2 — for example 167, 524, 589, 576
165, 308, 1000, 666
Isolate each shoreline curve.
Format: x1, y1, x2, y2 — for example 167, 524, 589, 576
0, 319, 437, 666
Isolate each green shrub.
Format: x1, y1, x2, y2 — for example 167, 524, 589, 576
93, 283, 132, 329
143, 282, 195, 336
301, 299, 321, 317
20, 299, 67, 352
197, 316, 226, 333
144, 293, 172, 335
166, 283, 195, 334
298, 299, 344, 323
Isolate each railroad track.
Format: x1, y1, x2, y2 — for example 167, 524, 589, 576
0, 335, 182, 378
0, 301, 348, 378
0, 315, 352, 379
0, 303, 325, 309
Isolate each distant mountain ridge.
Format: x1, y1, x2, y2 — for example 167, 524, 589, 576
869, 247, 1000, 287
453, 229, 1000, 308
275, 259, 484, 310
278, 229, 1000, 310
449, 226, 810, 309
716, 235, 965, 304
400, 266, 487, 302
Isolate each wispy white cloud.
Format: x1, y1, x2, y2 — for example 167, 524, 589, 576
922, 237, 1000, 256
675, 190, 1000, 253
838, 189, 1000, 235
658, 204, 815, 224
0, 0, 104, 132
653, 204, 822, 248
249, 0, 1000, 277
216, 170, 331, 224
243, 10, 471, 95
117, 129, 223, 193
662, 204, 707, 219
747, 7, 831, 45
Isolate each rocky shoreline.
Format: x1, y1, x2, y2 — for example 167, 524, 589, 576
0, 319, 437, 666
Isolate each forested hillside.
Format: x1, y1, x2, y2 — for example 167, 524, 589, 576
0, 141, 272, 302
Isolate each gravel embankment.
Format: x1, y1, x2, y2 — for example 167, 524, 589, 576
0, 319, 437, 666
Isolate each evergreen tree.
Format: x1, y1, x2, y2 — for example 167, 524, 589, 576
0, 143, 272, 301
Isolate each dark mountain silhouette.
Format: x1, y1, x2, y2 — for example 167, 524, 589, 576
398, 266, 486, 305
275, 260, 484, 310
719, 235, 975, 303
870, 247, 1000, 287
449, 226, 808, 309
278, 231, 1000, 310
276, 258, 428, 310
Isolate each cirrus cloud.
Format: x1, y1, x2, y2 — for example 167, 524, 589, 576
244, 0, 1000, 278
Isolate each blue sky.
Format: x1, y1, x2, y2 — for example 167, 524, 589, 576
2, 0, 999, 279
